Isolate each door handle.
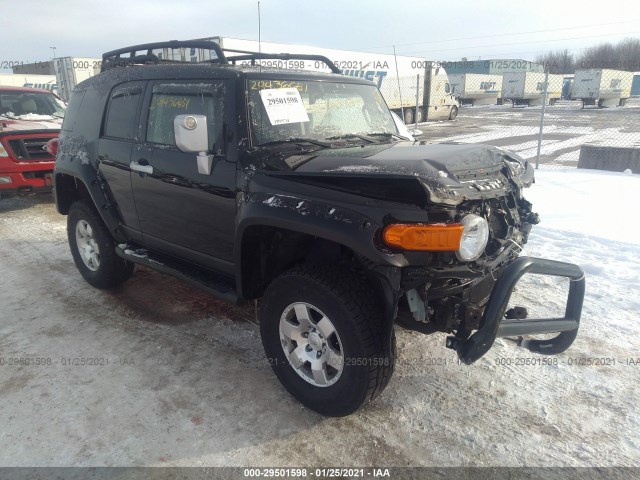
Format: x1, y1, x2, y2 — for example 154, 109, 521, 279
130, 160, 153, 174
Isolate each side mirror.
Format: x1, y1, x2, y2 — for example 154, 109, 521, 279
173, 114, 214, 175
174, 114, 209, 152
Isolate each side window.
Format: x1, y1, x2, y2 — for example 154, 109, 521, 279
104, 85, 142, 140
146, 83, 225, 153
61, 90, 85, 132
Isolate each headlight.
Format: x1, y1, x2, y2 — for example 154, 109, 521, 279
503, 154, 526, 176
456, 214, 489, 261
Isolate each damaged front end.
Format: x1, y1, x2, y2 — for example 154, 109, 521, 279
389, 148, 586, 363
259, 140, 585, 363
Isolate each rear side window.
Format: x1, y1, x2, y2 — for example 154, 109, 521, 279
103, 85, 143, 140
146, 83, 225, 152
61, 90, 85, 132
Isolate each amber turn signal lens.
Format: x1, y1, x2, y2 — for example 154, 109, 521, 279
382, 223, 464, 251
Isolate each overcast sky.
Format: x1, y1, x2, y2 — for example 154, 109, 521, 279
2, 0, 639, 71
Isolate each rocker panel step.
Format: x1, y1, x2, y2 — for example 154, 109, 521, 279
116, 244, 239, 304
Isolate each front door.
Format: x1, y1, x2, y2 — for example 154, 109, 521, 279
130, 80, 237, 274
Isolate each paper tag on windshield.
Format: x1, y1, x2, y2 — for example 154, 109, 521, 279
259, 88, 309, 125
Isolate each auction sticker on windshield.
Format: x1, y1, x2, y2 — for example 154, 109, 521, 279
259, 88, 309, 125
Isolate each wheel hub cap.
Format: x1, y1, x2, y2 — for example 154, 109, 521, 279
279, 302, 344, 387
75, 220, 100, 272
308, 331, 323, 351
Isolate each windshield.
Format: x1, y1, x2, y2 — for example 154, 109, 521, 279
248, 79, 397, 146
0, 90, 66, 120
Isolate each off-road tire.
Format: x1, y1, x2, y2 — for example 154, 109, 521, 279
260, 263, 395, 416
67, 200, 134, 289
403, 108, 414, 125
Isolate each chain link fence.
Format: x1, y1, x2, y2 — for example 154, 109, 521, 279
391, 68, 640, 173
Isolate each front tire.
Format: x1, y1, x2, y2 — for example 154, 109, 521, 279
67, 200, 134, 289
449, 105, 458, 120
260, 264, 395, 416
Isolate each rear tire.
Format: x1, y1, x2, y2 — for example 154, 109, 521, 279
403, 108, 414, 125
260, 264, 395, 416
67, 200, 134, 289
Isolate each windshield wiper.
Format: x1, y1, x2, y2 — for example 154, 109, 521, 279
325, 134, 377, 143
259, 137, 332, 148
365, 132, 405, 141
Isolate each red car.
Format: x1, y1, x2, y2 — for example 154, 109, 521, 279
0, 86, 65, 196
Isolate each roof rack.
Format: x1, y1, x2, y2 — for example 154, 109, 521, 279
222, 48, 341, 74
100, 40, 342, 75
101, 40, 228, 72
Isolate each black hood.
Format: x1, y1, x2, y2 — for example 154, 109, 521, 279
261, 142, 534, 206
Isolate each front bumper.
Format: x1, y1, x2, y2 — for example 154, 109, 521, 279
0, 171, 54, 196
447, 256, 586, 364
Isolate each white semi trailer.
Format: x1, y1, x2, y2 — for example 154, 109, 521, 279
0, 74, 58, 94
205, 37, 460, 123
571, 69, 634, 107
448, 73, 502, 105
53, 57, 101, 101
501, 72, 563, 106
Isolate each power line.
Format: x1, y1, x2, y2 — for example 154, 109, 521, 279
447, 44, 608, 61
440, 44, 640, 67
398, 31, 640, 56
357, 19, 640, 51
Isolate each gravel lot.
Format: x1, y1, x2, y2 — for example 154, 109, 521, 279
1, 181, 638, 468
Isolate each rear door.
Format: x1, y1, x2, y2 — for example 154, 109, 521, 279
130, 80, 237, 273
97, 81, 146, 240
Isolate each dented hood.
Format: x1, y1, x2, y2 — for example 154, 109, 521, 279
265, 142, 533, 206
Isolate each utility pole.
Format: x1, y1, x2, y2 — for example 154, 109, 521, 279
535, 69, 550, 170
257, 2, 262, 72
50, 46, 57, 59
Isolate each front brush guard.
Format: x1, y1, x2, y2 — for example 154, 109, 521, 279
447, 256, 585, 364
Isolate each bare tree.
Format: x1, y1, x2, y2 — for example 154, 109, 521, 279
534, 49, 575, 74
615, 37, 640, 71
576, 38, 640, 71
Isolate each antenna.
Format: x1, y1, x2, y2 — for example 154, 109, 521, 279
258, 2, 262, 54
393, 45, 404, 122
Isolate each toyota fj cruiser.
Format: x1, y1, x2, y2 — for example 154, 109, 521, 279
54, 40, 585, 416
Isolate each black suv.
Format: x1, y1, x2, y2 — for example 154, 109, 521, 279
54, 40, 585, 416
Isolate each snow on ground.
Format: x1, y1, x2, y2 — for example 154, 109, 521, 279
518, 167, 640, 349
420, 105, 640, 169
435, 124, 540, 144
0, 168, 639, 468
505, 128, 640, 160
527, 167, 640, 245
434, 125, 640, 161
498, 168, 640, 466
